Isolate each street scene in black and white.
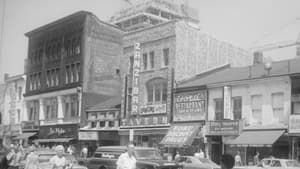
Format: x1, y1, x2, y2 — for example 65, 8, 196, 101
1, 0, 300, 169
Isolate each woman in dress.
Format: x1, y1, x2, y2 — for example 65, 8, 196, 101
24, 146, 40, 169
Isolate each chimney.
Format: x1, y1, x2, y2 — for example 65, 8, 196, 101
253, 51, 264, 65
4, 73, 9, 81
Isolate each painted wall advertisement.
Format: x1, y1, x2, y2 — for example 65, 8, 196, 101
174, 90, 207, 122
289, 115, 300, 133
131, 42, 141, 115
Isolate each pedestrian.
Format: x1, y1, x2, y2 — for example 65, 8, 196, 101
67, 145, 73, 155
24, 146, 39, 169
253, 152, 260, 165
199, 149, 205, 158
81, 146, 88, 158
6, 146, 17, 169
50, 145, 67, 169
221, 154, 235, 169
234, 151, 242, 166
14, 146, 23, 169
174, 151, 180, 161
116, 144, 136, 169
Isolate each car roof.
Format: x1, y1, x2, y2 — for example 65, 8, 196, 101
96, 146, 156, 152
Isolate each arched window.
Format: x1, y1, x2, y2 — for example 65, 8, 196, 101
146, 78, 167, 103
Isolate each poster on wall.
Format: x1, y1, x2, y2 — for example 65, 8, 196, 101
173, 90, 207, 122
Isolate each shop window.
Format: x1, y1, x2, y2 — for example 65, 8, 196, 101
272, 92, 284, 123
163, 48, 169, 66
251, 95, 262, 125
232, 97, 242, 120
150, 51, 154, 69
146, 78, 167, 103
143, 53, 148, 70
214, 98, 223, 120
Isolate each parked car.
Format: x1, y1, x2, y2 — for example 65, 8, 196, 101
234, 158, 300, 169
79, 146, 183, 169
19, 149, 88, 169
174, 156, 220, 169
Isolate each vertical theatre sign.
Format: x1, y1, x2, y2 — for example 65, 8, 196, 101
131, 42, 141, 115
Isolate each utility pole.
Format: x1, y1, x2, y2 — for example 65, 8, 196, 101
0, 0, 6, 83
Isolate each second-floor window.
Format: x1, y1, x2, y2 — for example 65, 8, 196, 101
28, 100, 39, 121
146, 78, 167, 103
251, 95, 262, 125
63, 95, 79, 118
46, 68, 60, 88
150, 51, 154, 69
29, 72, 41, 91
214, 98, 223, 120
272, 92, 284, 123
163, 48, 169, 66
65, 63, 80, 84
232, 97, 242, 120
44, 98, 58, 120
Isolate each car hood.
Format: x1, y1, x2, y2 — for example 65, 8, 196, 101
137, 159, 179, 166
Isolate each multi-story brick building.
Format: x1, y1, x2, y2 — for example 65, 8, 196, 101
23, 11, 123, 147
118, 19, 252, 147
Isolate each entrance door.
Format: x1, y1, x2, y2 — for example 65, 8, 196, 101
211, 136, 222, 164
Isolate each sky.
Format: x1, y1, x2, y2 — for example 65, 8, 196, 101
1, 0, 300, 80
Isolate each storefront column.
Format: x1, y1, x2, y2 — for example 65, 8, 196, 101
39, 99, 45, 125
57, 96, 64, 123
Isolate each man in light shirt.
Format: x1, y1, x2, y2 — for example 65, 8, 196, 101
116, 144, 136, 169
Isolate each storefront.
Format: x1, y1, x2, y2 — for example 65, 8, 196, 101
226, 128, 288, 165
205, 120, 242, 164
36, 124, 78, 148
17, 121, 39, 146
288, 114, 300, 161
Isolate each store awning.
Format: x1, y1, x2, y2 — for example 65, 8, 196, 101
226, 130, 285, 147
34, 138, 74, 143
14, 132, 37, 140
160, 123, 201, 147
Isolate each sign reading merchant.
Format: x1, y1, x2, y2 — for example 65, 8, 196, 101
206, 120, 241, 136
160, 123, 201, 147
289, 115, 300, 133
131, 42, 141, 115
174, 90, 207, 122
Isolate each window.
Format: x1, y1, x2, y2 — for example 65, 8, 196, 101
293, 102, 300, 114
129, 56, 134, 74
57, 43, 61, 58
63, 95, 78, 118
272, 92, 284, 123
17, 109, 20, 123
146, 78, 167, 103
214, 99, 223, 120
232, 97, 242, 120
100, 121, 106, 127
65, 65, 70, 84
44, 98, 58, 120
251, 95, 262, 125
76, 63, 80, 82
71, 95, 79, 117
52, 45, 57, 60
18, 87, 22, 100
163, 48, 169, 66
71, 64, 76, 83
143, 53, 148, 70
46, 70, 51, 87
75, 37, 81, 54
108, 121, 114, 127
55, 68, 60, 86
150, 51, 154, 69
28, 100, 39, 121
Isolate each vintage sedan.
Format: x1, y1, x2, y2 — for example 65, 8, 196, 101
234, 158, 300, 169
175, 156, 220, 169
79, 146, 183, 169
20, 150, 88, 169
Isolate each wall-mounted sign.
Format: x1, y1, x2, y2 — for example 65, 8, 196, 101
174, 90, 206, 122
140, 104, 167, 115
78, 131, 98, 140
289, 115, 300, 133
223, 86, 232, 120
120, 115, 168, 128
206, 120, 241, 136
131, 42, 141, 115
39, 124, 78, 139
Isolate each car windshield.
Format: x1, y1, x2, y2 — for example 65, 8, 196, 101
286, 160, 300, 167
134, 149, 162, 160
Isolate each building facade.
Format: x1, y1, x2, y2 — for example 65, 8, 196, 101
23, 11, 123, 147
118, 19, 252, 147
1, 74, 26, 145
178, 58, 300, 164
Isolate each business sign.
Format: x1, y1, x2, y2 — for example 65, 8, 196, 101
120, 115, 168, 128
289, 115, 300, 133
206, 120, 241, 136
160, 123, 201, 147
39, 124, 78, 139
174, 90, 206, 122
131, 42, 141, 115
79, 131, 98, 140
21, 121, 39, 131
223, 86, 232, 120
140, 104, 167, 115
